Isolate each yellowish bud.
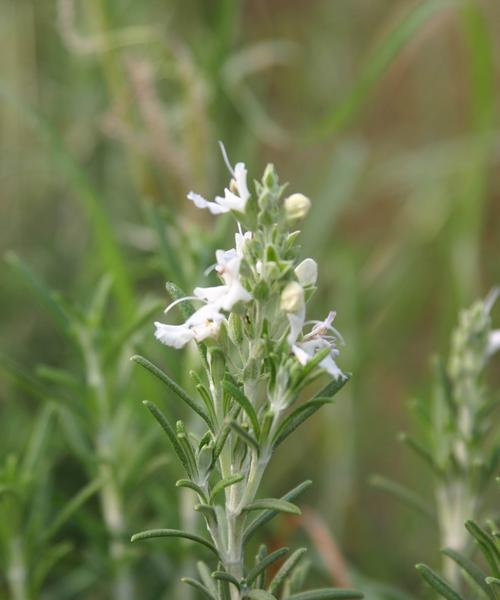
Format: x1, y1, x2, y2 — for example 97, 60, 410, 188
284, 193, 311, 221
280, 281, 305, 313
295, 258, 318, 287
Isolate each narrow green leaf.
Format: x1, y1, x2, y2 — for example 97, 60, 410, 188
268, 548, 307, 594
273, 399, 335, 447
274, 377, 349, 447
284, 590, 364, 599
370, 475, 436, 522
244, 480, 312, 544
195, 504, 217, 521
198, 561, 218, 595
212, 571, 241, 590
229, 421, 260, 453
132, 355, 211, 427
176, 479, 208, 503
416, 564, 464, 600
442, 548, 493, 599
181, 577, 217, 600
223, 379, 261, 438
213, 408, 240, 463
246, 547, 290, 585
131, 529, 219, 557
142, 401, 191, 474
210, 474, 244, 502
243, 498, 301, 516
245, 590, 277, 600
293, 347, 332, 385
465, 521, 500, 577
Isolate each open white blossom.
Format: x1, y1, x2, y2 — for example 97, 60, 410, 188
291, 311, 345, 380
187, 162, 250, 215
154, 303, 225, 349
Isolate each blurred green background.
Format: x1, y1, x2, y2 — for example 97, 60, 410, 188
1, 0, 499, 598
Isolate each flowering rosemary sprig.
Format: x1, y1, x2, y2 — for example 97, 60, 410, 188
131, 149, 362, 600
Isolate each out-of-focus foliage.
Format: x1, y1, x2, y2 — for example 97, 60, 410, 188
0, 0, 499, 598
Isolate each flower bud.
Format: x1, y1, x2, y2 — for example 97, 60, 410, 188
228, 312, 243, 345
209, 348, 226, 382
280, 281, 305, 313
295, 258, 318, 287
284, 193, 311, 221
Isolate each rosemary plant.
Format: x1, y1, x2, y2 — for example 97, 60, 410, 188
373, 290, 499, 591
132, 150, 363, 600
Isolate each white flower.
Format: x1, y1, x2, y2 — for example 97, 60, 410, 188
295, 258, 318, 287
291, 311, 345, 380
194, 244, 251, 311
187, 162, 250, 215
485, 286, 499, 357
154, 303, 225, 349
488, 330, 500, 357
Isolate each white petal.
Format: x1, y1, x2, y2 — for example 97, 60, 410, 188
295, 258, 318, 287
218, 282, 252, 311
186, 304, 225, 327
194, 285, 229, 303
192, 319, 222, 342
292, 344, 312, 366
187, 191, 230, 214
217, 189, 247, 212
319, 354, 345, 380
488, 330, 500, 356
287, 306, 306, 345
154, 322, 194, 349
233, 162, 250, 202
235, 231, 252, 257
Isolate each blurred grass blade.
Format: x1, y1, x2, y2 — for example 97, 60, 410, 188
42, 477, 104, 542
22, 404, 56, 475
370, 475, 436, 522
0, 84, 134, 318
5, 252, 71, 332
311, 0, 453, 138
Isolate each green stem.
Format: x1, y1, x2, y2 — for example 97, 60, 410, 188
6, 537, 29, 600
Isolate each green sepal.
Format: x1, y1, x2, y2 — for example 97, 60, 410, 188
131, 529, 219, 557
246, 547, 290, 585
243, 498, 301, 516
416, 564, 464, 600
132, 355, 212, 428
210, 474, 244, 502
